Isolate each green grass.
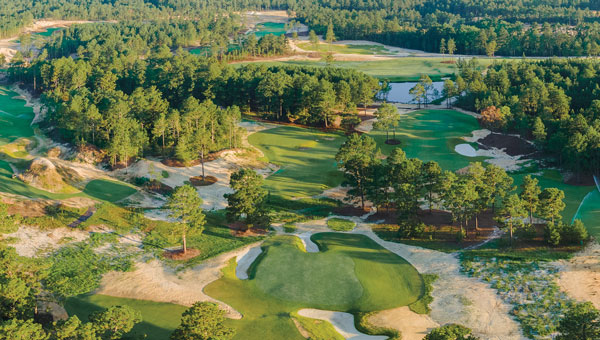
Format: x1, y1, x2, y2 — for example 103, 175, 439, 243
253, 22, 287, 38
240, 57, 503, 82
83, 179, 137, 202
290, 311, 344, 340
371, 109, 488, 171
326, 217, 356, 231
204, 233, 425, 340
248, 126, 345, 199
297, 42, 393, 55
65, 294, 187, 340
0, 87, 34, 146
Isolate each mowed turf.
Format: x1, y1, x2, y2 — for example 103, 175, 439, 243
204, 233, 424, 340
371, 109, 488, 171
241, 57, 503, 81
248, 126, 344, 199
297, 42, 394, 55
83, 179, 138, 202
0, 86, 34, 146
65, 294, 187, 340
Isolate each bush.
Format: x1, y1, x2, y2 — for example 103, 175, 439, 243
398, 221, 426, 238
561, 219, 588, 245
544, 222, 561, 246
516, 224, 536, 241
425, 323, 478, 340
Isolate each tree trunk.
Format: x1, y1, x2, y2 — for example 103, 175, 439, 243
182, 232, 187, 254
201, 148, 205, 179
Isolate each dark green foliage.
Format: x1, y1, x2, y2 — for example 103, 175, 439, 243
425, 324, 478, 340
557, 302, 600, 340
225, 169, 270, 227
170, 302, 235, 340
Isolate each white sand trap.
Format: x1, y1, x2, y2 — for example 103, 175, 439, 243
5, 225, 89, 257
368, 306, 438, 340
96, 241, 263, 319
454, 144, 478, 157
298, 232, 319, 252
235, 245, 263, 280
298, 309, 387, 340
555, 242, 600, 309
463, 129, 491, 143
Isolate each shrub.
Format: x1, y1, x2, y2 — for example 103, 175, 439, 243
560, 219, 588, 245
398, 221, 426, 238
425, 323, 478, 340
516, 223, 536, 241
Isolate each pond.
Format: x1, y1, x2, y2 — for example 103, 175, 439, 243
380, 81, 445, 104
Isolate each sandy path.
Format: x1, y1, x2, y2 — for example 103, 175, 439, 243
282, 216, 524, 340
298, 309, 387, 340
555, 242, 600, 309
235, 244, 262, 280
96, 241, 263, 319
367, 306, 438, 340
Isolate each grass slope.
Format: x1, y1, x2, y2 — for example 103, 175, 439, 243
248, 126, 344, 199
204, 233, 424, 340
297, 42, 393, 55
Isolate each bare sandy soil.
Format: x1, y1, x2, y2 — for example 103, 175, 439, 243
4, 225, 89, 257
556, 242, 600, 309
96, 241, 264, 318
368, 306, 438, 340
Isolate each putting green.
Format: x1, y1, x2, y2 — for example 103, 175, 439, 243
0, 87, 34, 146
248, 126, 344, 199
65, 294, 187, 340
205, 233, 425, 340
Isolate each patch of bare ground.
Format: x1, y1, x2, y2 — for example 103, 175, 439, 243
190, 175, 218, 186
477, 132, 536, 157
367, 306, 438, 340
163, 248, 201, 261
3, 225, 89, 257
227, 221, 269, 237
564, 172, 596, 186
556, 242, 600, 309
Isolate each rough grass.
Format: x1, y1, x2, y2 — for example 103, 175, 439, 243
326, 217, 356, 231
65, 294, 187, 340
248, 126, 344, 199
204, 233, 425, 340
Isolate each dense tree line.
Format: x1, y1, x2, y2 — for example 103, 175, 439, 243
336, 133, 588, 245
9, 46, 379, 164
454, 58, 600, 177
288, 0, 600, 56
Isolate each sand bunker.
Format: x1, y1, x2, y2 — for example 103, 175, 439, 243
555, 242, 600, 309
4, 225, 89, 257
368, 306, 438, 340
96, 241, 263, 318
298, 309, 387, 340
454, 144, 478, 157
235, 244, 263, 280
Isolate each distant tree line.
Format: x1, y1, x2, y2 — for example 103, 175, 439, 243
454, 58, 600, 177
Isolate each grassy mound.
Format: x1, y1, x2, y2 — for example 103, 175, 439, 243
204, 233, 425, 340
18, 158, 81, 194
326, 217, 356, 231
